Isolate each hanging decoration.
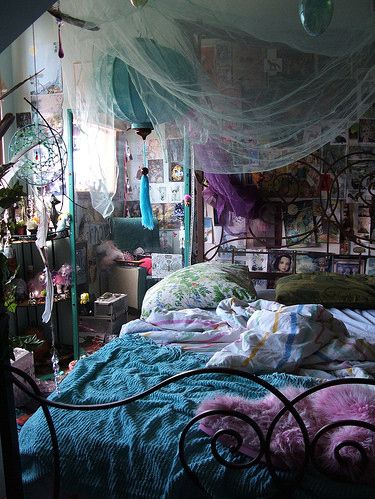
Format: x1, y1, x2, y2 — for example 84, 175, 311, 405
139, 136, 154, 230
130, 0, 149, 7
299, 0, 334, 36
8, 123, 67, 187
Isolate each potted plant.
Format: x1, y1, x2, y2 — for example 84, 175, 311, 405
15, 220, 27, 235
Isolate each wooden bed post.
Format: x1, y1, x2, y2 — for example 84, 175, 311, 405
0, 304, 24, 498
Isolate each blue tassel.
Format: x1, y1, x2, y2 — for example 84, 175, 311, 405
140, 167, 154, 230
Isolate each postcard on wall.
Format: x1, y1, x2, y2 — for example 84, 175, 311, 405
365, 257, 375, 276
147, 137, 163, 160
334, 259, 360, 276
248, 251, 268, 272
151, 253, 183, 278
149, 184, 167, 203
296, 253, 332, 273
267, 251, 294, 274
148, 159, 164, 183
168, 184, 182, 204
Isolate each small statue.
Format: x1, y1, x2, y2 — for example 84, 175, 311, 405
50, 194, 61, 230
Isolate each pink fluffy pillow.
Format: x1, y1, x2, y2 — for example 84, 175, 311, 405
197, 384, 375, 483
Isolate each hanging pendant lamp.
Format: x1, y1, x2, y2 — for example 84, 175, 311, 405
299, 0, 334, 36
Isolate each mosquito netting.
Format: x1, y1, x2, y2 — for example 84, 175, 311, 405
60, 0, 375, 216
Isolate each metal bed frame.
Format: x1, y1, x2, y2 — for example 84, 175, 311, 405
1, 309, 375, 499
1, 150, 375, 498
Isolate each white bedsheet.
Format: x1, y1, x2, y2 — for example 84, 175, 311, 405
121, 298, 375, 379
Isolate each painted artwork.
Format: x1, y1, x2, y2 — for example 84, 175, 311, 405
283, 201, 317, 247
148, 159, 164, 183
168, 184, 182, 203
296, 253, 332, 273
151, 253, 183, 278
147, 137, 163, 160
268, 251, 294, 274
169, 162, 184, 182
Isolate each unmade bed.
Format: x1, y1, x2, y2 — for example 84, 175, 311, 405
11, 263, 375, 498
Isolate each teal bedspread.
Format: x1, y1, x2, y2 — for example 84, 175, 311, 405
19, 335, 375, 499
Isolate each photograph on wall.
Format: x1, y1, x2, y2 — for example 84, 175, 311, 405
334, 259, 360, 276
283, 201, 317, 247
358, 118, 375, 144
365, 257, 375, 276
147, 159, 164, 183
267, 251, 294, 274
169, 162, 184, 182
248, 251, 268, 272
296, 253, 332, 273
166, 138, 184, 163
149, 184, 167, 203
151, 253, 183, 278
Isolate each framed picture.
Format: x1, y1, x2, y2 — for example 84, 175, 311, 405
334, 259, 360, 276
248, 251, 268, 272
365, 257, 375, 276
267, 251, 294, 274
296, 253, 332, 273
75, 242, 88, 286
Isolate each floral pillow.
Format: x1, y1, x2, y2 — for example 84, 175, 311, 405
141, 262, 256, 318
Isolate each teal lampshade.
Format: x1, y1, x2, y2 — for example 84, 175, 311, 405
112, 38, 196, 127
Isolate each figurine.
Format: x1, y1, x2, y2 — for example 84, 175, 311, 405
56, 212, 70, 232
52, 263, 72, 294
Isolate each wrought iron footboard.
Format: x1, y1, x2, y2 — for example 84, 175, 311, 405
6, 364, 375, 499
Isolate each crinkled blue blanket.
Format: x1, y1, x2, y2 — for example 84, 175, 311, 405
19, 335, 374, 499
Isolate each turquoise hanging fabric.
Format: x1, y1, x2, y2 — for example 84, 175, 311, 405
140, 142, 154, 230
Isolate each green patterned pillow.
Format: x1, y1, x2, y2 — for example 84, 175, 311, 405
276, 272, 375, 309
141, 262, 256, 318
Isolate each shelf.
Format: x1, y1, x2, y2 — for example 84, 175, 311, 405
16, 295, 70, 308
10, 229, 70, 244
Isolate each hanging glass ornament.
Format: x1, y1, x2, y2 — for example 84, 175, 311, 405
8, 124, 67, 187
299, 0, 334, 36
130, 0, 148, 7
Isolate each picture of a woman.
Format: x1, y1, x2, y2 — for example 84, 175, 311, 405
271, 253, 293, 273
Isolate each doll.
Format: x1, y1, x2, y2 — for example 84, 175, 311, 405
52, 263, 72, 294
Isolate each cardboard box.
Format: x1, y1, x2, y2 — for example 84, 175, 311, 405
10, 348, 35, 407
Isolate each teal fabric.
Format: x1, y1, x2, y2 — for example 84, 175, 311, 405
110, 216, 160, 252
19, 336, 375, 499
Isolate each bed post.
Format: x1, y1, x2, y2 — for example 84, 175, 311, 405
0, 304, 24, 498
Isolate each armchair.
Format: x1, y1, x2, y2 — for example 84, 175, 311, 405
106, 217, 160, 311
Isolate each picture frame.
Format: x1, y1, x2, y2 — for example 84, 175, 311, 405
334, 258, 360, 276
365, 257, 375, 276
267, 250, 294, 274
296, 253, 332, 273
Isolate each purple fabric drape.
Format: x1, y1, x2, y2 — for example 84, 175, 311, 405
203, 172, 261, 225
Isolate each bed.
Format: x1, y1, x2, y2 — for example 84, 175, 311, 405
5, 261, 375, 499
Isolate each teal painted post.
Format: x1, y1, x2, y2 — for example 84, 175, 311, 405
183, 127, 191, 266
66, 110, 79, 360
